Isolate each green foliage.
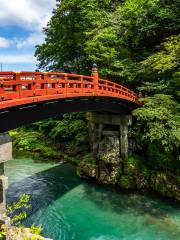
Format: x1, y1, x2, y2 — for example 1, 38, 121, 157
147, 143, 175, 170
0, 223, 6, 239
49, 113, 88, 145
82, 154, 96, 165
114, 0, 179, 49
7, 194, 31, 226
141, 35, 180, 74
171, 72, 180, 100
38, 113, 89, 155
128, 154, 143, 166
139, 35, 180, 94
30, 225, 43, 235
10, 130, 42, 152
2, 195, 44, 239
9, 129, 63, 160
85, 0, 179, 82
151, 171, 180, 200
35, 0, 114, 73
133, 94, 180, 152
10, 112, 89, 158
118, 175, 136, 189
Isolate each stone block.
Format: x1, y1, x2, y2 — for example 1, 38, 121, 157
0, 175, 8, 218
0, 134, 12, 163
90, 112, 132, 126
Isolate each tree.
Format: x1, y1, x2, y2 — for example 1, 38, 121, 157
85, 0, 180, 85
35, 0, 114, 73
139, 35, 180, 94
133, 94, 180, 152
133, 94, 180, 169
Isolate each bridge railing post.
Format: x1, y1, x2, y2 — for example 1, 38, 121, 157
0, 83, 4, 96
80, 75, 84, 95
92, 64, 99, 94
64, 73, 68, 97
43, 73, 48, 95
15, 73, 22, 99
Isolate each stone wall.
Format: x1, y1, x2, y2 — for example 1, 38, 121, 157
0, 134, 12, 222
0, 134, 12, 163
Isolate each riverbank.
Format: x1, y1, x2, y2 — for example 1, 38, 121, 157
77, 154, 180, 201
9, 121, 180, 202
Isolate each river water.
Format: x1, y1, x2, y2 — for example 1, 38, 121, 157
5, 157, 180, 240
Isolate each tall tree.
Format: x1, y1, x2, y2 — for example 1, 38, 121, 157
35, 0, 114, 73
85, 0, 180, 85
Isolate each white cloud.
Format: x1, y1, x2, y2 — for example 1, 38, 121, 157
0, 0, 56, 31
0, 0, 56, 71
0, 54, 36, 64
16, 32, 45, 49
0, 33, 45, 50
0, 37, 11, 48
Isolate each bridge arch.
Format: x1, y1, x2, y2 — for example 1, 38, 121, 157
0, 69, 139, 132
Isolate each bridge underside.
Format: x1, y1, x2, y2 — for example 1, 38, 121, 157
0, 96, 137, 132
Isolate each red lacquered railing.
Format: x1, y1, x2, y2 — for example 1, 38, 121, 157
0, 72, 139, 110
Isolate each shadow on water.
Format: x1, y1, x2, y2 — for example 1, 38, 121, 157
83, 182, 180, 218
81, 183, 180, 239
6, 161, 180, 239
7, 162, 180, 220
7, 163, 81, 216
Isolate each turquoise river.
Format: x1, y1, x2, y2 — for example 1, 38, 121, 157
5, 157, 180, 240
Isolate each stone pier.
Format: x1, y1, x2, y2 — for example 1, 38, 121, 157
77, 112, 132, 184
0, 134, 12, 222
88, 112, 132, 162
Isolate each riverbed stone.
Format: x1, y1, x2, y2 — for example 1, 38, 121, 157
98, 134, 121, 164
150, 171, 180, 201
98, 161, 121, 184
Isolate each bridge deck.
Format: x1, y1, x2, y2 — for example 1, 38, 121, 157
0, 72, 139, 110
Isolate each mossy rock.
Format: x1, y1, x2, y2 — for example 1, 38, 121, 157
98, 163, 121, 185
76, 160, 97, 179
150, 171, 180, 201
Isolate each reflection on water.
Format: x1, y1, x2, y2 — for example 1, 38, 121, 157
5, 157, 180, 240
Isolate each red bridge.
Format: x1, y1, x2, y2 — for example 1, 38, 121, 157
0, 69, 139, 132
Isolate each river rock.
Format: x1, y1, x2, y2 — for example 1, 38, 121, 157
77, 161, 97, 179
7, 227, 52, 240
98, 162, 121, 184
150, 171, 180, 201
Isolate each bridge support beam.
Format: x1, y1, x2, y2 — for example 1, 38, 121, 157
78, 112, 132, 184
0, 134, 12, 222
88, 112, 132, 162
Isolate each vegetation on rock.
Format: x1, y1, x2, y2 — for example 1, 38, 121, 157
0, 194, 47, 240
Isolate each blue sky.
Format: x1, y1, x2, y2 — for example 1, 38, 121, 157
0, 0, 56, 71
